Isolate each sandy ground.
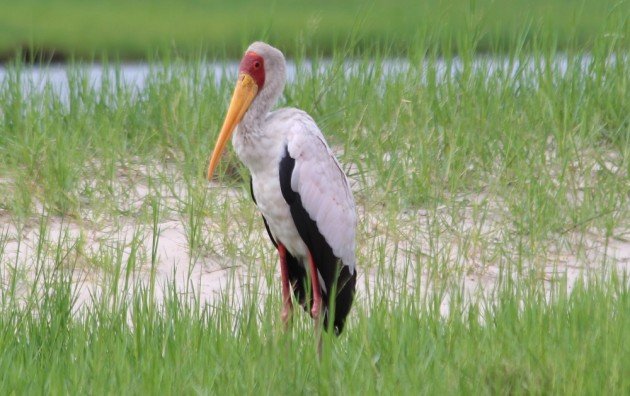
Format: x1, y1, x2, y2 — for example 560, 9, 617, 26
1, 162, 629, 315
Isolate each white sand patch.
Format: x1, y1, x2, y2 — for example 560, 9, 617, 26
1, 160, 628, 316
356, 189, 630, 309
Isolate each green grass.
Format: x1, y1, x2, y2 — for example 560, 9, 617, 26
0, 18, 629, 395
0, 249, 628, 394
0, 0, 628, 60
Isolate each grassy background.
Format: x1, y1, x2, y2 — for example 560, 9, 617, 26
1, 38, 627, 238
1, 39, 628, 393
0, 0, 628, 60
0, 1, 629, 394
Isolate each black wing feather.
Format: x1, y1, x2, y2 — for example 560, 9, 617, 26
278, 146, 356, 334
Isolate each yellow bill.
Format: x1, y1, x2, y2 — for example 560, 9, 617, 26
207, 73, 258, 180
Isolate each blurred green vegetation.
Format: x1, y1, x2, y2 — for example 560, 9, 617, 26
0, 0, 628, 61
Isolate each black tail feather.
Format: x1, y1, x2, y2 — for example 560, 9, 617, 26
325, 265, 357, 335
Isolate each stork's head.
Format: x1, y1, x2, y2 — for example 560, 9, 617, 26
207, 42, 286, 180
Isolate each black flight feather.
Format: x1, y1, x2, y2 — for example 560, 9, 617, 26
278, 146, 356, 334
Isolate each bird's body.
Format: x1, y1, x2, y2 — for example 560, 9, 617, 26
234, 109, 310, 260
208, 42, 357, 335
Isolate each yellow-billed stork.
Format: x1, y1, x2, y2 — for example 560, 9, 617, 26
207, 42, 357, 335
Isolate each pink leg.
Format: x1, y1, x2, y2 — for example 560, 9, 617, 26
278, 244, 293, 327
307, 251, 322, 321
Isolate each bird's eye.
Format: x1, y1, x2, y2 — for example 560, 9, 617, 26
254, 61, 261, 69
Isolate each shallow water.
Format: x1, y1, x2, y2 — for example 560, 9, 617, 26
0, 55, 603, 103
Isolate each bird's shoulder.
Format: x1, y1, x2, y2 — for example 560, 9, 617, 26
265, 107, 326, 142
266, 107, 313, 125
267, 109, 351, 201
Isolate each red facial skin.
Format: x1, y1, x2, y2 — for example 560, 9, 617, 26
239, 51, 265, 89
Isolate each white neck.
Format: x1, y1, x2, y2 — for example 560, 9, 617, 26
239, 59, 286, 134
